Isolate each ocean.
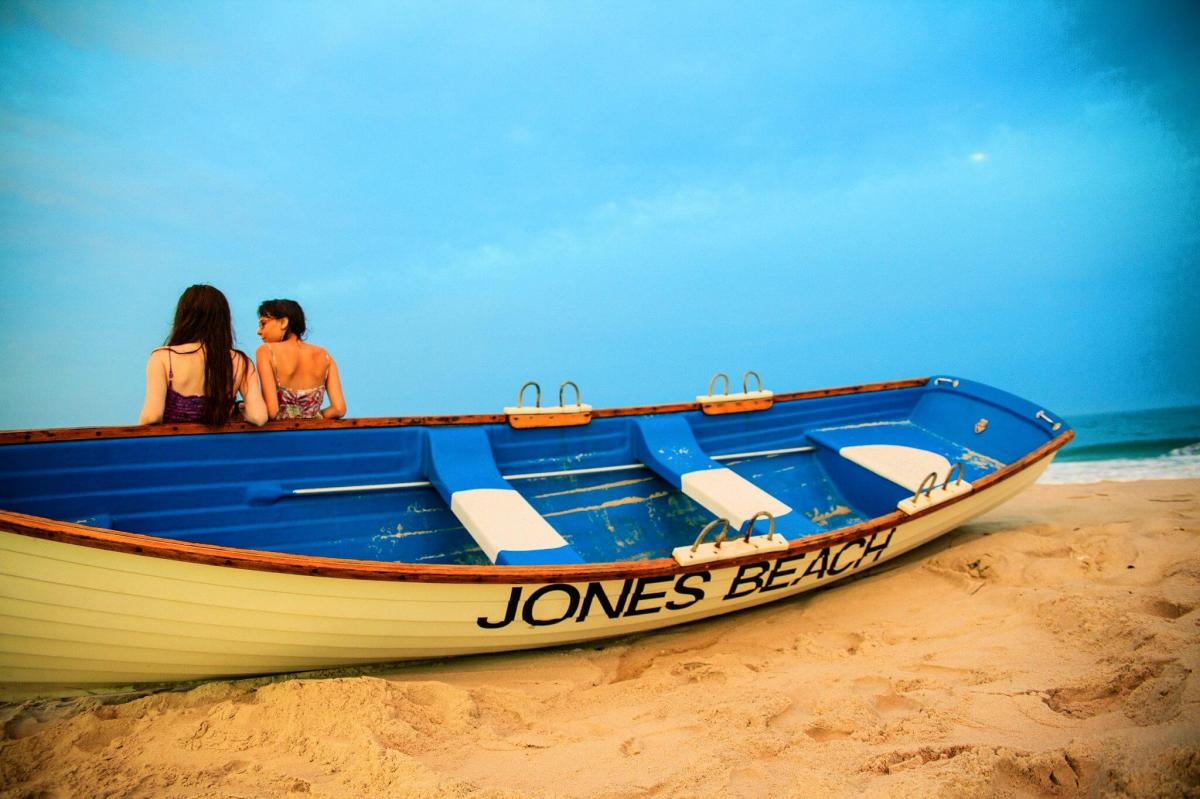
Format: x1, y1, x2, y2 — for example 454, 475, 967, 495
1039, 405, 1200, 484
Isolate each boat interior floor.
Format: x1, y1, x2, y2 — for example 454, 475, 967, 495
1, 394, 1022, 566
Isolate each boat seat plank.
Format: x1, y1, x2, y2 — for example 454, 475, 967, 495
807, 423, 977, 513
839, 444, 953, 493
808, 422, 999, 486
425, 428, 583, 565
632, 416, 816, 536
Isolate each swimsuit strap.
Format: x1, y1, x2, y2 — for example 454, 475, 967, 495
232, 351, 245, 386
158, 345, 203, 386
269, 343, 328, 387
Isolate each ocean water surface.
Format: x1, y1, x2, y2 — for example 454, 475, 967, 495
1040, 405, 1200, 484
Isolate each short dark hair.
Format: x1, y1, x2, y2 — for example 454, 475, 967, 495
257, 299, 307, 340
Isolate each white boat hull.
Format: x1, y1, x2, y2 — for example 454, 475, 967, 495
0, 454, 1052, 686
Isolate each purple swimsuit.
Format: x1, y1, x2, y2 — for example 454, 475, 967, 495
162, 348, 206, 423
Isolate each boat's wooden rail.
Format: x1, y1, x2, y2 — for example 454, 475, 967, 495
0, 378, 930, 446
0, 430, 1073, 584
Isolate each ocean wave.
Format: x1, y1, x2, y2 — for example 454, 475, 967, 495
1056, 437, 1199, 462
1039, 452, 1200, 484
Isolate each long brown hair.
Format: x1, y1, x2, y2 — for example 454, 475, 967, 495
166, 284, 247, 427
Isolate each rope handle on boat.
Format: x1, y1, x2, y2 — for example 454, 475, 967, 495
933, 377, 959, 388
559, 380, 582, 408
707, 372, 730, 397
913, 471, 940, 504
943, 462, 965, 491
742, 370, 763, 394
690, 518, 731, 553
516, 381, 542, 409
1035, 410, 1062, 431
741, 510, 776, 542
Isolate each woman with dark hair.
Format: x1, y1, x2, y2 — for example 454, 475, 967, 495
255, 298, 346, 420
139, 285, 269, 426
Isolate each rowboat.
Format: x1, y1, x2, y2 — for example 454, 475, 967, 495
0, 375, 1072, 687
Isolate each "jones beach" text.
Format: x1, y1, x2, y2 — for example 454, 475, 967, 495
476, 528, 895, 629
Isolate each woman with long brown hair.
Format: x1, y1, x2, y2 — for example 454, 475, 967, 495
139, 285, 268, 426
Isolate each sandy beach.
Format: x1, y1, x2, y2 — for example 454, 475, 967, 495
2, 478, 1197, 798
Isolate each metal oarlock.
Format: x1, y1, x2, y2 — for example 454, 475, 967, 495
897, 463, 973, 516
698, 370, 774, 416
517, 381, 541, 409
672, 513, 787, 565
690, 518, 731, 554
741, 510, 776, 542
913, 471, 940, 504
707, 372, 730, 397
505, 379, 592, 429
559, 380, 582, 408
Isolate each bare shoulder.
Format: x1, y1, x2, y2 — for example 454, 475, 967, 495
302, 341, 331, 359
229, 349, 253, 373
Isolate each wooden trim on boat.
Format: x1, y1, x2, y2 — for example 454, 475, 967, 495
0, 377, 930, 446
0, 429, 1073, 584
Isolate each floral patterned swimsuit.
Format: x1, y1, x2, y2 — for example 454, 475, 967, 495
267, 344, 329, 419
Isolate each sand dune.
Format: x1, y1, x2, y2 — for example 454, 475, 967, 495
2, 479, 1198, 798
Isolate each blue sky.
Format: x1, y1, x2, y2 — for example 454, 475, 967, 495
1, 1, 1197, 429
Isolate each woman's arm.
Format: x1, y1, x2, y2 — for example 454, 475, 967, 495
138, 351, 167, 424
322, 356, 347, 419
255, 344, 279, 420
239, 355, 269, 426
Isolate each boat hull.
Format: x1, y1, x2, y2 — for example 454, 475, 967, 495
0, 452, 1052, 686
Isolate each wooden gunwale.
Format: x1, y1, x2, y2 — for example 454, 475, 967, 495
0, 377, 929, 446
0, 429, 1073, 585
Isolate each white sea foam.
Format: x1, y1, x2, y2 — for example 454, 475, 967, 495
1039, 453, 1200, 484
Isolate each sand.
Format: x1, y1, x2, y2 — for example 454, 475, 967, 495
2, 479, 1197, 798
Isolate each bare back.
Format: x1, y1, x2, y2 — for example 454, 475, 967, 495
139, 344, 268, 426
154, 346, 249, 396
263, 340, 329, 390
255, 338, 346, 420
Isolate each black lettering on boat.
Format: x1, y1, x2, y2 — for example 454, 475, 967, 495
625, 575, 673, 616
829, 539, 864, 575
477, 528, 899, 631
762, 554, 805, 591
522, 584, 581, 627
799, 548, 830, 581
477, 586, 522, 629
828, 540, 865, 575
665, 572, 710, 610
787, 554, 810, 586
576, 579, 634, 623
724, 561, 770, 600
855, 528, 895, 568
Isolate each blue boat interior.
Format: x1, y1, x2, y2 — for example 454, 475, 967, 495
0, 377, 1066, 565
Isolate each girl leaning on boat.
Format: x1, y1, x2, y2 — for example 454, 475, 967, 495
139, 284, 269, 427
255, 299, 347, 420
